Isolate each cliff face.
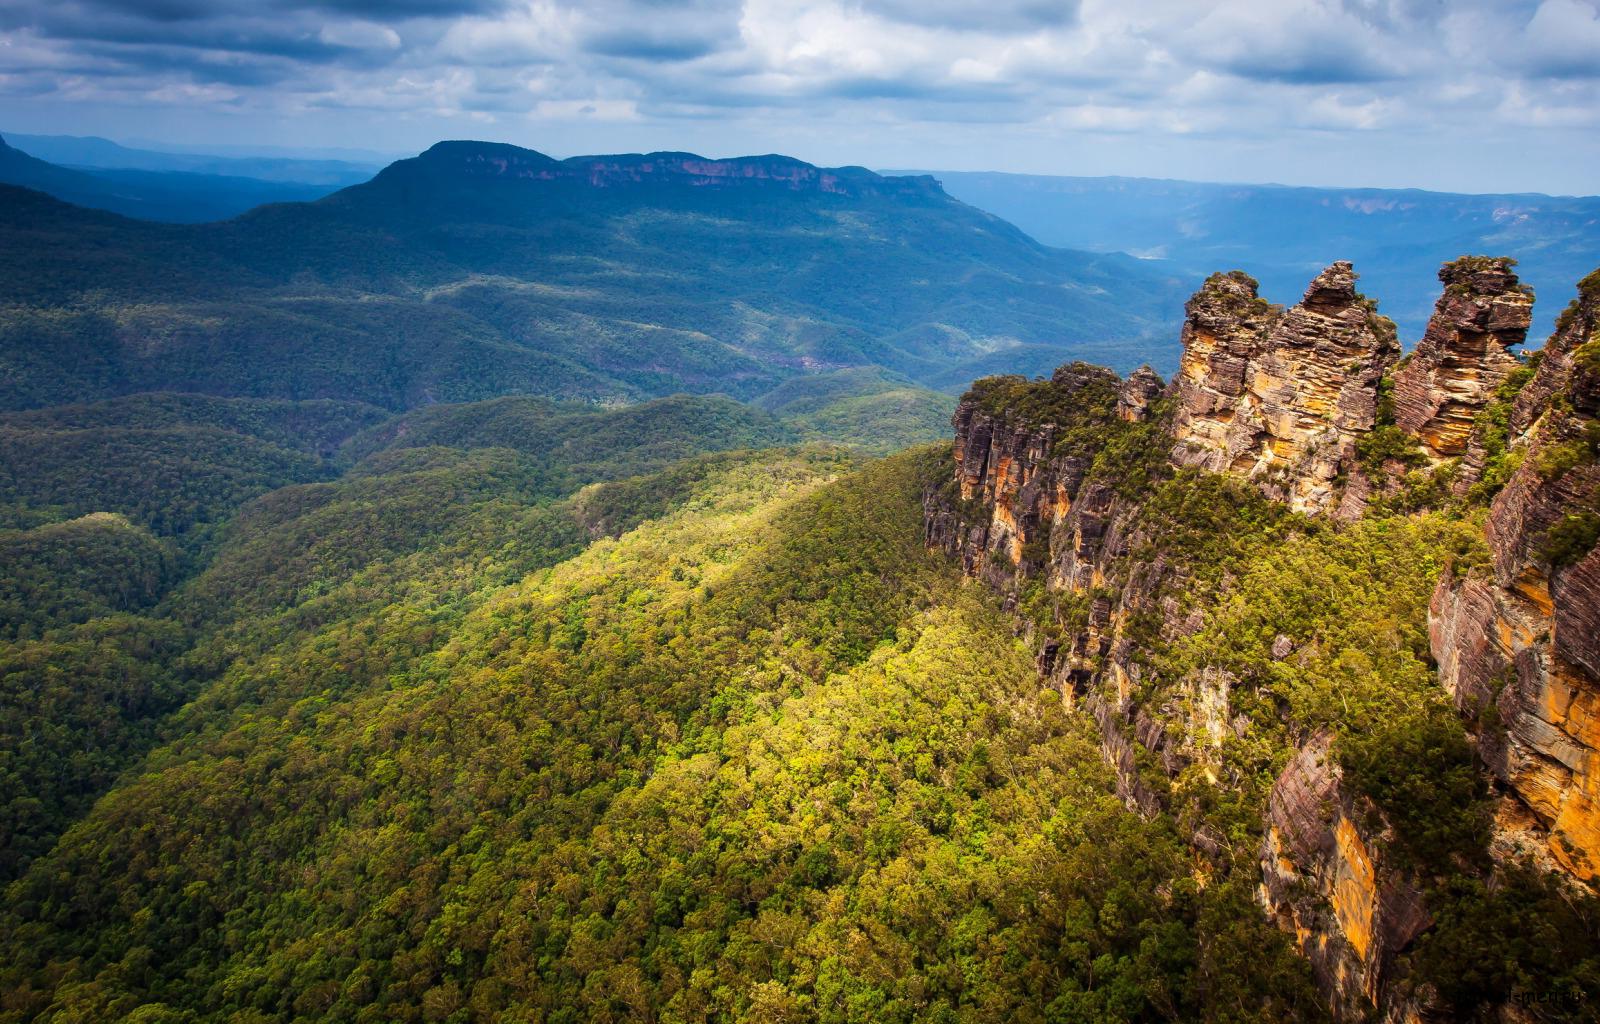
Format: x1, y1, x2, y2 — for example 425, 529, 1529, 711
1169, 263, 1399, 516
1260, 738, 1430, 1021
926, 259, 1600, 1021
1431, 272, 1600, 881
1392, 257, 1532, 462
932, 363, 1149, 598
925, 362, 1196, 817
927, 356, 1422, 1018
397, 142, 943, 198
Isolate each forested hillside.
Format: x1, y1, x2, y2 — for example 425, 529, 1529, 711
5, 260, 1599, 1023
0, 430, 1329, 1022
3, 130, 1597, 1024
0, 141, 1183, 417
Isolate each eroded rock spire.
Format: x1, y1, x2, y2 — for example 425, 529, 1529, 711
1169, 262, 1400, 515
1391, 256, 1533, 462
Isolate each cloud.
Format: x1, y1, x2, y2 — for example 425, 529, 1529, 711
852, 0, 1079, 32
576, 0, 743, 61
0, 0, 1596, 193
1180, 1, 1404, 84
1519, 0, 1600, 77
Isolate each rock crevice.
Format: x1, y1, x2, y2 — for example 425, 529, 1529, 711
1392, 256, 1532, 462
1169, 263, 1399, 516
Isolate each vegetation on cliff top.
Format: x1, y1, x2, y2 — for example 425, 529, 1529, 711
937, 359, 1600, 1021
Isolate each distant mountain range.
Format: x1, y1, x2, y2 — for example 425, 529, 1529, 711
894, 170, 1600, 343
5, 132, 381, 185
0, 134, 346, 222
0, 139, 1183, 413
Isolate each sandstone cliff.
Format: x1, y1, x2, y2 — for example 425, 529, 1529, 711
1260, 738, 1430, 1022
1391, 257, 1532, 462
925, 360, 1420, 1018
1431, 269, 1600, 882
1169, 263, 1399, 516
925, 260, 1600, 1022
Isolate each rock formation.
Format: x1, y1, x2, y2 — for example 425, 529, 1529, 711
925, 340, 1419, 1018
1431, 270, 1600, 881
1260, 738, 1430, 1021
925, 259, 1600, 1021
1391, 256, 1532, 462
1116, 364, 1165, 422
934, 363, 1133, 593
1169, 263, 1400, 515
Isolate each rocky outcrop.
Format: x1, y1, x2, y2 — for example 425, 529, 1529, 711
1169, 263, 1400, 516
927, 260, 1600, 1021
1431, 270, 1600, 882
928, 364, 1137, 593
925, 352, 1429, 1020
1116, 365, 1164, 422
924, 363, 1200, 816
1260, 739, 1430, 1022
1391, 257, 1532, 462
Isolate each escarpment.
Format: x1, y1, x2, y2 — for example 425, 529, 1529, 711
925, 259, 1600, 1022
1260, 738, 1431, 1021
1431, 270, 1600, 882
1169, 263, 1399, 516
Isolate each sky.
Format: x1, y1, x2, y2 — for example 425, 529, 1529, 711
1, 0, 1598, 194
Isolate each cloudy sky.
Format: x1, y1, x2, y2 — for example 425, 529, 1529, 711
1, 0, 1597, 193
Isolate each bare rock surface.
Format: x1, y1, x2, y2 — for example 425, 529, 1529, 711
1392, 256, 1532, 461
1432, 269, 1600, 882
1170, 263, 1399, 515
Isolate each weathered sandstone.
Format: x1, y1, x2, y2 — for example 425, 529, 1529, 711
1392, 256, 1532, 462
1431, 270, 1600, 881
1169, 263, 1400, 515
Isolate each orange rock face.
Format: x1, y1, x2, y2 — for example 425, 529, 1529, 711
1258, 738, 1430, 1021
1430, 269, 1600, 883
1170, 263, 1400, 516
1392, 257, 1532, 462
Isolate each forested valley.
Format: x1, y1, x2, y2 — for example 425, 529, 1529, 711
1, 141, 1597, 1024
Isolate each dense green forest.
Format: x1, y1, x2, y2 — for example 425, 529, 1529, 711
2, 149, 1595, 1024
0, 388, 838, 899
0, 428, 1329, 1022
3, 356, 1597, 1020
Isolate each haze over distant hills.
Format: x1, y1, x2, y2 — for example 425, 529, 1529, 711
5, 132, 381, 185
898, 169, 1600, 344
0, 134, 348, 222
0, 139, 1183, 413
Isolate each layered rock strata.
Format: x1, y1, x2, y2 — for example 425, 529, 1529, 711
1391, 257, 1532, 462
1169, 263, 1399, 516
1431, 272, 1600, 881
926, 260, 1600, 1021
1260, 738, 1430, 1022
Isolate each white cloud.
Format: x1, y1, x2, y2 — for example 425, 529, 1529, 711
533, 97, 640, 120
319, 21, 402, 52
1520, 0, 1600, 77
0, 0, 1597, 191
